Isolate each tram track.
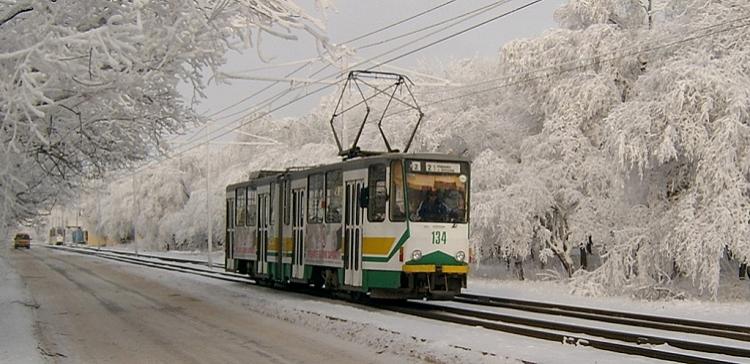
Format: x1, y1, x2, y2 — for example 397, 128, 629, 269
73, 245, 225, 269
454, 293, 750, 342
382, 301, 750, 364
42, 245, 250, 284
43, 244, 750, 364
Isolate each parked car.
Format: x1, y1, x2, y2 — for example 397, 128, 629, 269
13, 233, 31, 249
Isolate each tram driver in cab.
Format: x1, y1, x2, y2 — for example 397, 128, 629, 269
415, 188, 465, 222
416, 190, 448, 221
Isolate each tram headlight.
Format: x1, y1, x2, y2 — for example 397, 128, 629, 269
455, 250, 466, 262
411, 249, 422, 261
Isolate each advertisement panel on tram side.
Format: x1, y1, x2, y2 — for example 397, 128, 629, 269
304, 223, 343, 267
233, 227, 256, 260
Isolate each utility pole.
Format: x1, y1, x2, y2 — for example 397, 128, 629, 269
75, 185, 80, 228
171, 134, 261, 269
96, 181, 101, 250
205, 125, 213, 270
132, 172, 139, 256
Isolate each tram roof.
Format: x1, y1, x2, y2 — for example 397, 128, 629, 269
225, 152, 470, 192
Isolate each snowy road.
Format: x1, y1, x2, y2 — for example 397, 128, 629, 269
10, 245, 729, 364
7, 247, 409, 364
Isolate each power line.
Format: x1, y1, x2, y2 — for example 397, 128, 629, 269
368, 0, 545, 70
176, 60, 318, 147
340, 0, 457, 45
202, 61, 316, 119
418, 13, 750, 96
386, 17, 750, 117
132, 83, 336, 175
184, 0, 545, 151
194, 0, 515, 129
146, 0, 551, 172
190, 0, 461, 126
356, 0, 514, 50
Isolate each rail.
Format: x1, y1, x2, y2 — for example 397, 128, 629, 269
455, 293, 750, 342
380, 301, 745, 364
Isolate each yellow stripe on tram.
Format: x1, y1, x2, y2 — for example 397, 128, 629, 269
362, 237, 395, 256
283, 238, 293, 253
267, 238, 281, 252
403, 265, 469, 274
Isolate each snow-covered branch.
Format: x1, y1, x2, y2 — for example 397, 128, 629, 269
0, 0, 330, 234
0, 0, 32, 27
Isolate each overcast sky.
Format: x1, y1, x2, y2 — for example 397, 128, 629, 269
176, 0, 565, 145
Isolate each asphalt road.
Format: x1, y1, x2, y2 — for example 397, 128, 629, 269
8, 247, 408, 364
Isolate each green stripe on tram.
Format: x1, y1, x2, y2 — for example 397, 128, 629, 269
362, 227, 410, 262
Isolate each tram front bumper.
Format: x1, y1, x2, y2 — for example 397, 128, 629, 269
402, 264, 469, 274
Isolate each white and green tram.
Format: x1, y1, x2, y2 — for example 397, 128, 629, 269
225, 152, 470, 299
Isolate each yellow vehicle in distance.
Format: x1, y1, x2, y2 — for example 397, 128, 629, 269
13, 233, 31, 249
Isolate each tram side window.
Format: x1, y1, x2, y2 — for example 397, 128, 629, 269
390, 160, 406, 221
307, 174, 325, 224
246, 189, 257, 226
326, 170, 342, 223
368, 164, 386, 222
236, 188, 247, 226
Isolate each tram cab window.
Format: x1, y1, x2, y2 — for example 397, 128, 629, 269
368, 164, 387, 222
390, 160, 406, 221
247, 190, 257, 226
236, 188, 246, 226
326, 170, 342, 223
307, 174, 324, 224
406, 160, 469, 223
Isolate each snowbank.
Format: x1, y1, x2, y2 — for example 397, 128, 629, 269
0, 248, 44, 363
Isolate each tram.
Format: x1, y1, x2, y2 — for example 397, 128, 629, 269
224, 71, 471, 299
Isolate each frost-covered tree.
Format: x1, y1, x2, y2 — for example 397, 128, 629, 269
555, 0, 651, 30
0, 0, 329, 235
491, 0, 750, 296
413, 26, 627, 277
592, 1, 750, 296
80, 105, 340, 250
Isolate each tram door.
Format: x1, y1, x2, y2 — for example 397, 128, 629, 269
226, 197, 235, 270
257, 192, 269, 275
292, 189, 305, 279
270, 183, 281, 279
344, 179, 364, 286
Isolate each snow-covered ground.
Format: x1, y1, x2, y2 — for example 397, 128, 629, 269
0, 248, 44, 364
79, 245, 750, 363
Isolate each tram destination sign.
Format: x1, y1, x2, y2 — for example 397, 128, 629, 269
424, 162, 461, 174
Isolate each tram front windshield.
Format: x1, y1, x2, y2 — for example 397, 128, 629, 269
405, 160, 468, 223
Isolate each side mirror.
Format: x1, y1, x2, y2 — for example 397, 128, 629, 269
359, 186, 369, 209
